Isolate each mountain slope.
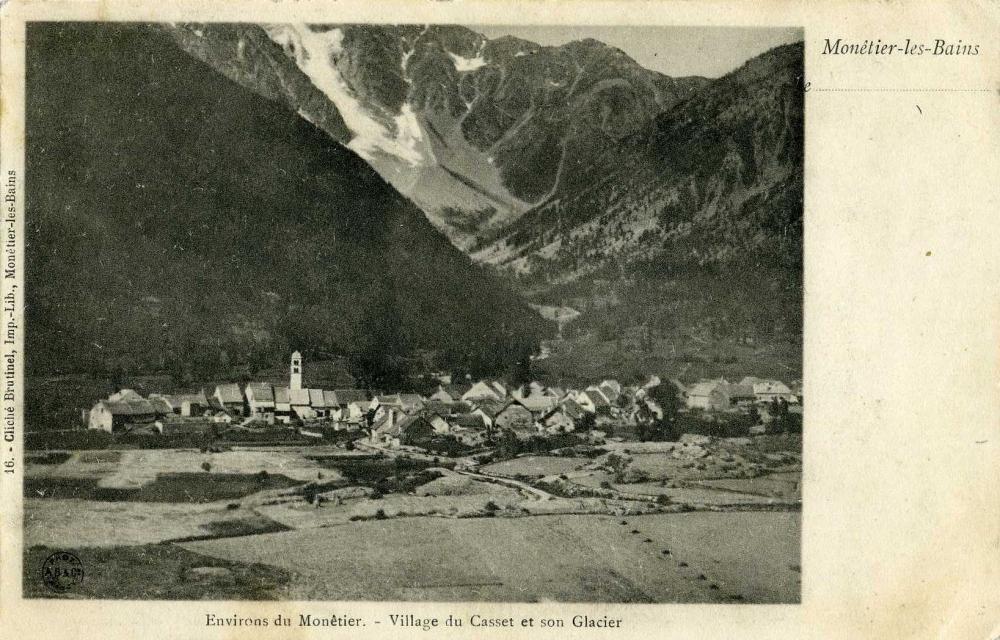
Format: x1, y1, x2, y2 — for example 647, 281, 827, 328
25, 22, 551, 383
476, 42, 804, 279
168, 24, 708, 248
472, 42, 804, 377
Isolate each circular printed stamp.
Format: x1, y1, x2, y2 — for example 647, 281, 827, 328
41, 551, 84, 593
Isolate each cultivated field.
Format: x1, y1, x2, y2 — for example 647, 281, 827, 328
180, 512, 800, 603
481, 455, 589, 477
24, 440, 801, 602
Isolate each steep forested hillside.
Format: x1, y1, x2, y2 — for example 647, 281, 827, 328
25, 23, 551, 385
474, 43, 804, 377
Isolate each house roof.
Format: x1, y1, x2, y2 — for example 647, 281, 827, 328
98, 399, 162, 416
600, 379, 622, 394
323, 390, 339, 407
422, 400, 453, 417
598, 382, 620, 402
585, 389, 610, 407
371, 408, 403, 434
727, 384, 755, 398
215, 383, 243, 404
399, 393, 424, 407
156, 392, 208, 409
246, 383, 275, 403
541, 407, 574, 423
273, 386, 290, 404
472, 397, 507, 418
439, 383, 471, 399
688, 381, 722, 397
308, 389, 326, 407
753, 380, 791, 394
109, 389, 143, 402
377, 393, 402, 406
463, 381, 501, 398
518, 393, 556, 412
497, 399, 531, 416
289, 388, 311, 405
332, 389, 367, 405
452, 414, 487, 430
561, 398, 586, 419
148, 398, 173, 415
397, 415, 431, 433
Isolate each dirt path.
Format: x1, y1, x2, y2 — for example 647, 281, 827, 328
452, 469, 555, 501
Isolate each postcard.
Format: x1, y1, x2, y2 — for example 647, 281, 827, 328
0, 1, 996, 638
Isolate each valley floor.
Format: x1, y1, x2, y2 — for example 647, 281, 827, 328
23, 444, 800, 603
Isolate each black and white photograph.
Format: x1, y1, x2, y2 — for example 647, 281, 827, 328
22, 21, 804, 603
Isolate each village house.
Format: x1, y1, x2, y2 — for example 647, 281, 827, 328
538, 407, 576, 434
245, 383, 276, 421
752, 380, 795, 404
449, 425, 485, 447
685, 380, 730, 411
150, 392, 209, 417
789, 381, 803, 404
726, 383, 757, 408
577, 388, 611, 415
462, 380, 504, 402
512, 385, 557, 414
273, 386, 292, 423
469, 397, 506, 430
305, 389, 325, 418
289, 388, 314, 420
493, 399, 534, 433
213, 383, 245, 417
88, 396, 168, 433
371, 411, 434, 447
331, 388, 368, 409
560, 397, 587, 422
429, 383, 470, 403
425, 412, 452, 434
449, 413, 488, 434
346, 400, 372, 422
600, 379, 622, 397
370, 409, 401, 446
376, 393, 425, 414
108, 388, 143, 402
396, 416, 434, 445
323, 390, 340, 420
422, 400, 471, 419
205, 395, 227, 416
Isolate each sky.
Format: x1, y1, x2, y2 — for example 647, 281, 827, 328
472, 25, 802, 78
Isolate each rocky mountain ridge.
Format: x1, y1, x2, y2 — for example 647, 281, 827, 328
167, 23, 709, 248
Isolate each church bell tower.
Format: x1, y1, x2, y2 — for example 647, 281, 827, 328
290, 351, 303, 390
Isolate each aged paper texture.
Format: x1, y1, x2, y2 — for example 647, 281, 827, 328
0, 0, 997, 638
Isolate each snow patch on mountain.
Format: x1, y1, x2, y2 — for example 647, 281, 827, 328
448, 51, 487, 72
265, 24, 426, 166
